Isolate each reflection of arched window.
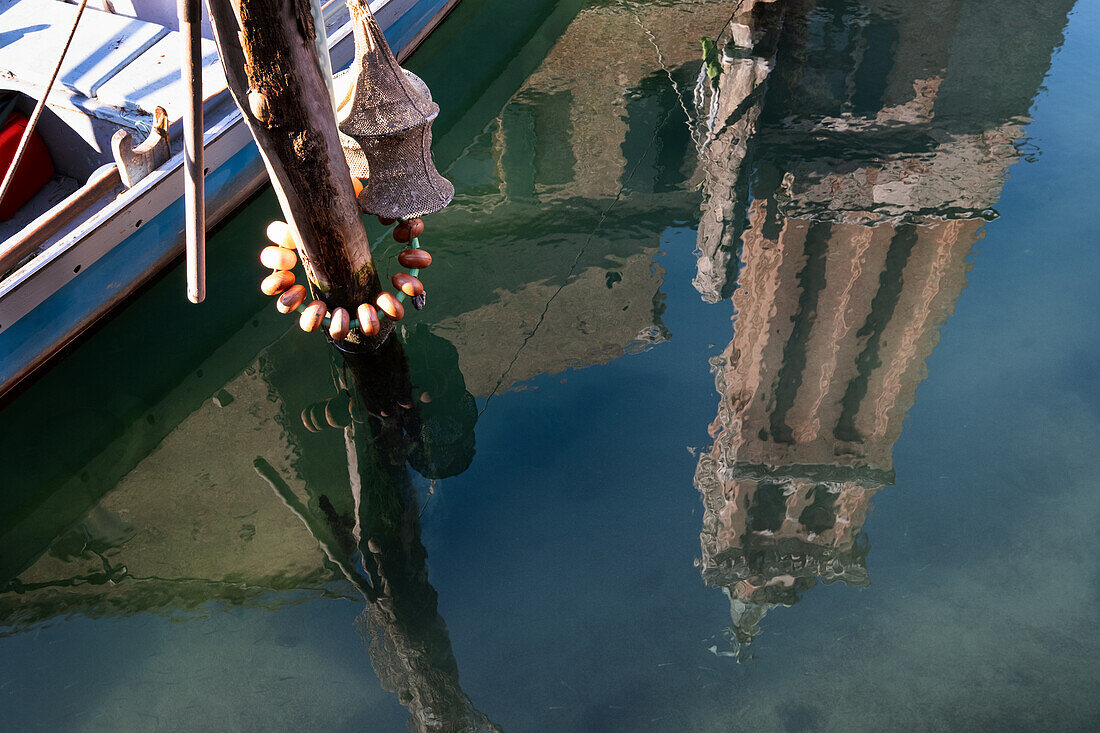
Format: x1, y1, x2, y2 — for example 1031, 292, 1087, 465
769, 222, 831, 445
798, 483, 838, 534
498, 90, 576, 199
746, 479, 788, 533
850, 13, 899, 116
835, 224, 917, 443
763, 1, 902, 122
620, 69, 694, 194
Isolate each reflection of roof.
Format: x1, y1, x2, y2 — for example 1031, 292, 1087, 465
416, 0, 737, 393
434, 248, 670, 395
696, 466, 879, 655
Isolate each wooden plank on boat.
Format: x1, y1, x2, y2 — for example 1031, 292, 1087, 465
0, 114, 263, 397
96, 31, 228, 122
0, 0, 169, 97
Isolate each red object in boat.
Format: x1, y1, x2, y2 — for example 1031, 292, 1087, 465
0, 112, 55, 221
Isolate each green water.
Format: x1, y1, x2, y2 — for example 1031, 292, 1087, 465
2, 0, 1099, 730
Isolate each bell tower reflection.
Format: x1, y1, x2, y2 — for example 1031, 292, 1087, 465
694, 204, 979, 653
692, 0, 1073, 655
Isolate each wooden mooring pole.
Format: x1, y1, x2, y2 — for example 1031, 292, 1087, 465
206, 0, 383, 348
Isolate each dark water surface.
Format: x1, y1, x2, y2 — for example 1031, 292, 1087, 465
2, 0, 1098, 730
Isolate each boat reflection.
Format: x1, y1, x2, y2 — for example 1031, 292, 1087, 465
691, 0, 1074, 656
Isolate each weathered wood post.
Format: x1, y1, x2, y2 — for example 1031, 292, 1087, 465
206, 0, 384, 347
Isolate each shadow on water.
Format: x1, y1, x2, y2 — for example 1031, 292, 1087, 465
689, 0, 1076, 658
255, 335, 496, 731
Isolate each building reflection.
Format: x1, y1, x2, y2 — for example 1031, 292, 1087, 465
692, 0, 1073, 655
425, 0, 734, 394
695, 206, 978, 654
0, 2, 1080, 720
0, 324, 495, 730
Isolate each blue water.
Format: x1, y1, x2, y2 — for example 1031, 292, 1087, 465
2, 0, 1098, 730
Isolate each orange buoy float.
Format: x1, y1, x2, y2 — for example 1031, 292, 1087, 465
391, 272, 424, 297
260, 245, 297, 271
277, 284, 308, 313
357, 303, 380, 335
261, 269, 295, 295
329, 307, 351, 340
378, 216, 396, 226
266, 220, 295, 249
352, 177, 364, 197
309, 403, 329, 432
376, 292, 404, 320
325, 398, 351, 429
397, 248, 431, 269
301, 406, 320, 433
299, 300, 327, 332
392, 218, 424, 243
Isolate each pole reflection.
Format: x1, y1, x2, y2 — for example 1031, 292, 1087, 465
260, 333, 497, 731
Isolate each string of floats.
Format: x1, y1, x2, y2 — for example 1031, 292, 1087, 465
257, 177, 432, 340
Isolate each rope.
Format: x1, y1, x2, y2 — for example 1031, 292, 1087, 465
297, 233, 422, 329
0, 0, 90, 209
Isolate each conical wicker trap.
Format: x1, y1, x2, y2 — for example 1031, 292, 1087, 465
337, 0, 453, 218
355, 120, 454, 220
335, 67, 432, 179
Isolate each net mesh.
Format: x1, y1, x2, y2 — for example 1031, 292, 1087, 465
353, 120, 455, 220
336, 68, 433, 180
336, 1, 452, 218
340, 0, 438, 136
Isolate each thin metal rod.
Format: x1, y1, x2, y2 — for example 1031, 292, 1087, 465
180, 0, 205, 303
0, 0, 89, 210
309, 0, 336, 111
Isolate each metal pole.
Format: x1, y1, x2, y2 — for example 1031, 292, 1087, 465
308, 0, 336, 111
179, 0, 205, 303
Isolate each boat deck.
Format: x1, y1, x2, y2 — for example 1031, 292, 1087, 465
0, 0, 230, 150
